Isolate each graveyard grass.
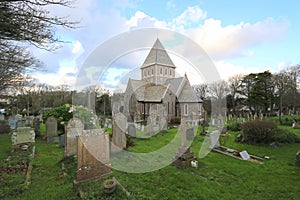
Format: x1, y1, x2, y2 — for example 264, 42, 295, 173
0, 122, 300, 199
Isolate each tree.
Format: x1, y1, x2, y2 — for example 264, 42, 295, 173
0, 0, 76, 91
207, 80, 228, 116
228, 74, 244, 114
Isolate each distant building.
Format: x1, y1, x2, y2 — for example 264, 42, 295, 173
114, 39, 203, 125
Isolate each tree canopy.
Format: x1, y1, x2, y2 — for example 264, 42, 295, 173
0, 0, 76, 91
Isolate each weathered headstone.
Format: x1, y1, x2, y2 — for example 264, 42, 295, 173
11, 127, 35, 145
64, 118, 84, 157
128, 123, 136, 137
0, 120, 10, 134
209, 130, 220, 149
186, 128, 194, 140
75, 129, 111, 184
112, 113, 127, 150
0, 114, 4, 120
46, 116, 59, 143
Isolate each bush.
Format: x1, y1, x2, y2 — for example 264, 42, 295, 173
42, 104, 97, 134
170, 117, 181, 124
226, 122, 241, 131
241, 120, 297, 144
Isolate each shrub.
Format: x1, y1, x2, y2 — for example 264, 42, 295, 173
241, 120, 297, 144
241, 120, 277, 144
170, 117, 181, 124
42, 104, 97, 134
226, 122, 241, 131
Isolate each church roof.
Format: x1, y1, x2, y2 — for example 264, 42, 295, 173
164, 77, 184, 95
141, 39, 176, 69
144, 85, 168, 102
178, 78, 203, 103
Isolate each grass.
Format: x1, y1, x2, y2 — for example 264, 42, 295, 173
0, 119, 299, 199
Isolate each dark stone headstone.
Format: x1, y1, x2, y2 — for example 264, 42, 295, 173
186, 128, 194, 140
33, 118, 40, 137
296, 151, 300, 166
0, 120, 10, 134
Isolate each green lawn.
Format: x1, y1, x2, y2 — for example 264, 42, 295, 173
0, 122, 299, 199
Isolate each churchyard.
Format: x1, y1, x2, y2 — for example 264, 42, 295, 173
0, 112, 299, 200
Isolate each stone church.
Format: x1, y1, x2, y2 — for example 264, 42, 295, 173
114, 39, 203, 126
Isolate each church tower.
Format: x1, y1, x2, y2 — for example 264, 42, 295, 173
141, 39, 176, 85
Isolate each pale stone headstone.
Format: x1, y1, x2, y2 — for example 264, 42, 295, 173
141, 125, 145, 132
46, 116, 59, 143
209, 130, 220, 149
128, 123, 136, 137
75, 129, 111, 184
11, 127, 35, 145
9, 119, 16, 130
0, 114, 4, 120
240, 150, 250, 160
186, 128, 194, 140
64, 118, 84, 157
112, 113, 127, 150
16, 120, 25, 129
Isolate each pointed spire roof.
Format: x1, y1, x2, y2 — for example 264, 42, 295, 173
141, 39, 176, 69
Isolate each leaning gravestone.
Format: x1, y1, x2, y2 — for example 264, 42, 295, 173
46, 116, 59, 143
64, 118, 84, 157
74, 129, 112, 184
112, 113, 127, 150
209, 130, 220, 149
11, 127, 35, 145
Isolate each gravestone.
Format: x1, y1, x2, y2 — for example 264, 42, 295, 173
16, 119, 25, 129
240, 150, 250, 160
64, 118, 84, 157
46, 116, 59, 143
296, 151, 300, 166
9, 119, 16, 130
0, 120, 10, 134
25, 117, 31, 127
112, 113, 127, 150
186, 128, 194, 140
172, 117, 197, 168
128, 123, 136, 137
0, 114, 4, 120
33, 117, 40, 137
209, 130, 220, 149
11, 127, 35, 145
75, 129, 112, 184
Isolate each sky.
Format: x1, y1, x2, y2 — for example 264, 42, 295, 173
31, 0, 300, 89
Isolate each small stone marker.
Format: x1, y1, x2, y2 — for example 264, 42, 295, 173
11, 127, 35, 145
33, 117, 40, 137
64, 118, 84, 157
46, 116, 59, 143
240, 150, 250, 160
75, 129, 112, 184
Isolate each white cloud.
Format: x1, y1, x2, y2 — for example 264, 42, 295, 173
72, 40, 84, 55
188, 17, 289, 60
172, 6, 207, 26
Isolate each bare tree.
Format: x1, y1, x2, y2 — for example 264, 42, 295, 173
0, 0, 77, 91
228, 74, 244, 114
